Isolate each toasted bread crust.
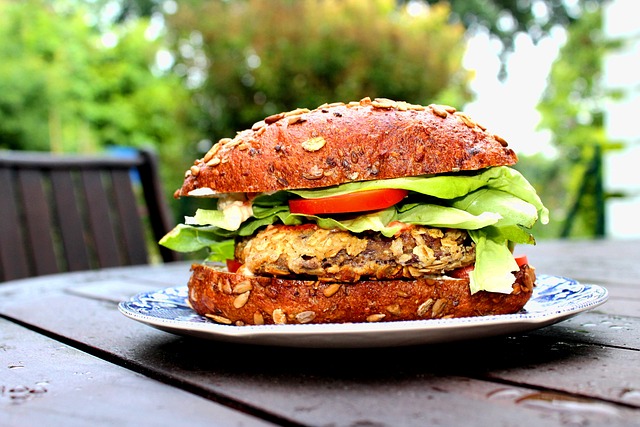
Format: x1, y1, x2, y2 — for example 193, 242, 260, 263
187, 263, 536, 325
178, 98, 517, 196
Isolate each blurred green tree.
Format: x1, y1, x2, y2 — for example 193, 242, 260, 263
420, 0, 608, 78
1, 0, 617, 241
535, 7, 621, 238
111, 0, 610, 78
0, 0, 199, 197
166, 0, 472, 152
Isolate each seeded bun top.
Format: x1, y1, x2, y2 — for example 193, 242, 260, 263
177, 97, 517, 197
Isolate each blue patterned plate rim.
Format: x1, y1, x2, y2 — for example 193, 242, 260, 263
117, 274, 608, 347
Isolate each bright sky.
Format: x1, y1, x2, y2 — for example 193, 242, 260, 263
462, 28, 567, 158
462, 0, 640, 238
602, 0, 640, 238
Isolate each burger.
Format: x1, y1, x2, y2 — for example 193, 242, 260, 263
160, 97, 548, 326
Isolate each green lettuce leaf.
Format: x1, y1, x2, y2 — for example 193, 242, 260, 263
160, 166, 549, 293
469, 229, 520, 294
396, 203, 502, 229
295, 208, 401, 237
159, 224, 235, 261
186, 209, 236, 230
451, 188, 539, 228
282, 166, 549, 224
205, 239, 235, 262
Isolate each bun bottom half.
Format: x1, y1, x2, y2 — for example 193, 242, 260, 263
187, 263, 536, 326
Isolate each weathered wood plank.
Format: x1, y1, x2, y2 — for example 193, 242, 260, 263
0, 168, 30, 281
533, 310, 640, 350
110, 168, 149, 265
0, 319, 276, 427
50, 169, 93, 272
1, 267, 639, 426
2, 238, 640, 427
522, 239, 640, 288
80, 169, 122, 268
17, 168, 58, 276
5, 305, 637, 427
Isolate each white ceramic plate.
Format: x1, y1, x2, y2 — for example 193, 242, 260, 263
118, 275, 608, 348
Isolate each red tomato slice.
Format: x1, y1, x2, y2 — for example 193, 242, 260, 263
288, 188, 408, 215
514, 254, 529, 267
450, 255, 530, 279
449, 265, 474, 279
226, 259, 242, 273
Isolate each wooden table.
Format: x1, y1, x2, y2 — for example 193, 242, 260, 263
1, 239, 639, 426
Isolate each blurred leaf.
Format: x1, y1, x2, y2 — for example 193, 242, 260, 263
535, 7, 619, 238
166, 0, 472, 147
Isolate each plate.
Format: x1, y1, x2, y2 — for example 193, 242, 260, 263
118, 275, 608, 348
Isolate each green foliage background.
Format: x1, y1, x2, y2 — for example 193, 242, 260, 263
0, 0, 620, 239
526, 6, 621, 239
167, 0, 472, 151
0, 0, 199, 190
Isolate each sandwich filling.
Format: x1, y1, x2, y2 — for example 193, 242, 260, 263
235, 224, 475, 282
161, 166, 549, 294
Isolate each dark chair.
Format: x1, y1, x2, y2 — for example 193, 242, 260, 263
0, 148, 179, 282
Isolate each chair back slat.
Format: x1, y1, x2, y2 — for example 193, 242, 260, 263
80, 169, 127, 269
50, 169, 92, 272
110, 168, 149, 265
136, 150, 178, 264
0, 149, 179, 282
17, 168, 59, 276
0, 168, 31, 280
